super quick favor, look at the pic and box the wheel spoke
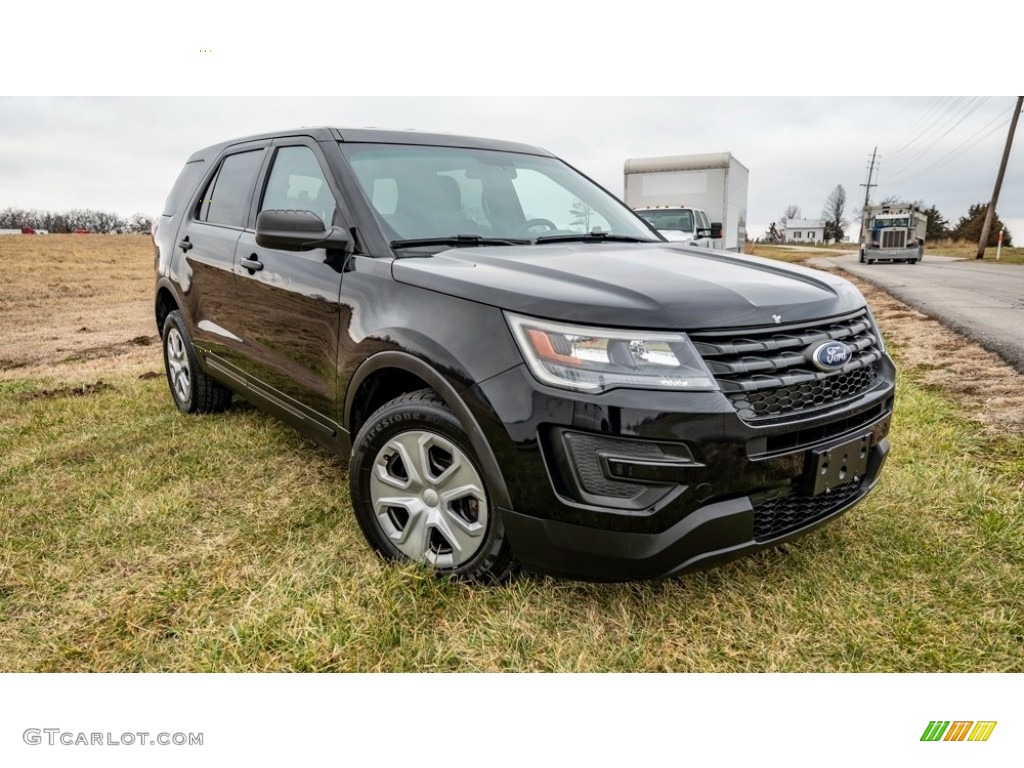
[439,459,483,495]
[440,486,487,533]
[373,496,426,553]
[418,433,460,486]
[372,435,425,493]
[437,503,485,551]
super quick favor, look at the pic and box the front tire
[349,389,514,582]
[161,310,232,414]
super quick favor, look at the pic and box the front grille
[752,480,862,541]
[690,308,883,422]
[733,367,877,420]
[881,229,906,249]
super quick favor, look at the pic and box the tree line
[909,201,1013,246]
[760,189,1013,247]
[0,207,153,234]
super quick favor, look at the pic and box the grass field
[922,238,1024,264]
[2,235,1023,671]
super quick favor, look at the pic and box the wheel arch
[344,351,512,511]
[155,279,183,333]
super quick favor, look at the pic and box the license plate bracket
[802,434,872,496]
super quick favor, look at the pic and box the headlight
[505,312,717,393]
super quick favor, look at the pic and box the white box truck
[624,152,749,251]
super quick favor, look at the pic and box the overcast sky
[1,3,1020,244]
[2,96,1020,243]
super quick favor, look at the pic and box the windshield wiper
[390,234,531,249]
[534,232,657,244]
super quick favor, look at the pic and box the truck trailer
[623,152,749,251]
[859,203,927,264]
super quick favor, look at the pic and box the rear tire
[161,310,232,414]
[349,389,515,582]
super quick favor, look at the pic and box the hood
[392,242,865,330]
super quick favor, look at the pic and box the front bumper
[500,437,888,580]
[465,360,895,580]
[865,247,920,261]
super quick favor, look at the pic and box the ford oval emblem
[810,341,852,371]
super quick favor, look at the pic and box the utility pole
[860,147,878,213]
[859,147,878,241]
[977,95,1023,259]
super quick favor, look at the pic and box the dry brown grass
[0,234,158,380]
[925,238,1023,263]
[810,262,1024,437]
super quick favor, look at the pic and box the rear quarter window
[162,160,206,217]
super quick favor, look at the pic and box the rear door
[175,143,268,358]
[229,139,347,428]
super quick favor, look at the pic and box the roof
[623,152,747,174]
[785,219,824,229]
[186,127,554,163]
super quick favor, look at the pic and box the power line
[883,96,968,163]
[883,97,989,174]
[884,105,1014,186]
[884,96,957,159]
[882,96,948,156]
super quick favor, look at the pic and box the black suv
[153,128,894,581]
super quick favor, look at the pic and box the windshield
[339,143,658,245]
[637,209,694,233]
[875,217,909,228]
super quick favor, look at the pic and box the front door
[230,142,346,424]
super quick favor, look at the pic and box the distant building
[782,218,824,244]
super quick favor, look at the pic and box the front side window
[260,146,337,226]
[340,143,655,244]
[200,150,265,227]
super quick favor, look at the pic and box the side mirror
[255,209,352,252]
[709,222,724,239]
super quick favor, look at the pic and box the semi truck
[623,152,749,251]
[858,203,927,264]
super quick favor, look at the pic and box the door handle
[241,254,264,273]
[178,238,193,252]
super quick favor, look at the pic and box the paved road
[808,253,1024,373]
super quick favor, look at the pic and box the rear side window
[199,150,265,227]
[162,160,205,216]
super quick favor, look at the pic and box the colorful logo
[921,721,997,742]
